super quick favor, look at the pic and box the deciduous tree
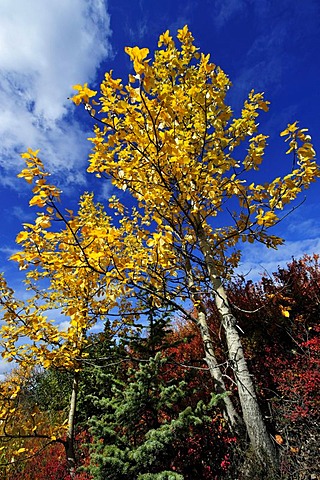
[72,25,319,474]
[0,156,140,476]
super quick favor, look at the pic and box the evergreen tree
[76,324,128,426]
[123,294,178,359]
[87,353,227,479]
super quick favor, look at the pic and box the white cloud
[0,0,112,185]
[0,356,16,381]
[58,319,71,332]
[0,357,12,376]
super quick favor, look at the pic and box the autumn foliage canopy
[0,26,319,479]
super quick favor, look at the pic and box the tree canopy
[0,26,319,479]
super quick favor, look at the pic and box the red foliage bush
[227,255,320,478]
[6,431,92,480]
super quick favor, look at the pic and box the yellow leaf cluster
[0,27,319,452]
[71,83,97,106]
[124,46,150,74]
[74,26,318,278]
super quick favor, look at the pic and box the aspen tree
[72,26,319,472]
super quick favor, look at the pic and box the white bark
[65,373,79,478]
[197,229,278,469]
[185,257,242,428]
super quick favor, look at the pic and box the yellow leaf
[125,46,149,62]
[43,359,51,368]
[44,232,55,240]
[71,83,97,105]
[280,307,290,318]
[16,447,27,454]
[21,148,40,158]
[280,121,298,137]
[29,195,46,207]
[72,84,83,91]
[16,231,29,243]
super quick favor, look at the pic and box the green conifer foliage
[86,353,226,479]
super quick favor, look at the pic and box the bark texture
[65,373,79,478]
[198,228,278,471]
[185,256,241,428]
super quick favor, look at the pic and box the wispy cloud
[97,180,114,202]
[215,0,320,117]
[287,217,320,239]
[238,237,320,281]
[213,0,248,29]
[0,246,18,259]
[0,0,112,187]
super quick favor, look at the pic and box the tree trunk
[185,257,242,429]
[65,372,79,478]
[197,229,278,471]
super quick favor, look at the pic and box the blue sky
[0,0,319,323]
